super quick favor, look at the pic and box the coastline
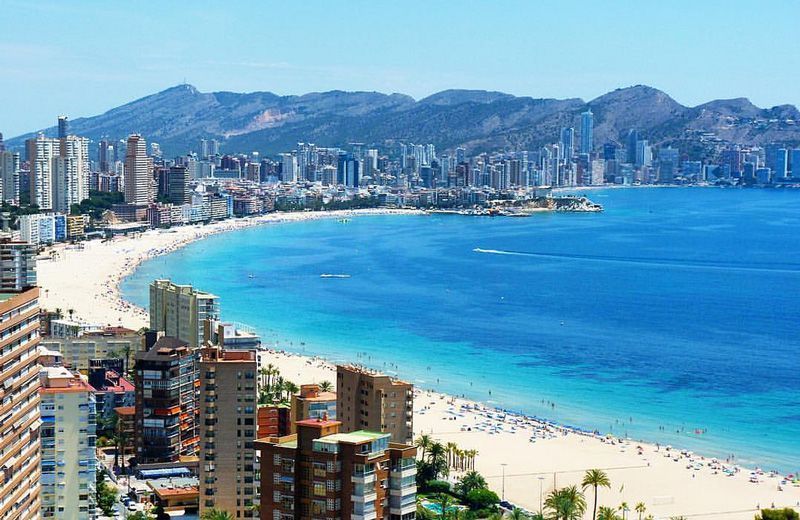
[37,209,800,519]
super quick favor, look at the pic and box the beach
[37,209,800,519]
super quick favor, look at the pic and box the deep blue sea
[122,187,800,472]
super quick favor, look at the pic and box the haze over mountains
[8,84,800,158]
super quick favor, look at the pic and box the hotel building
[39,366,97,519]
[134,337,199,463]
[149,280,220,348]
[255,418,417,520]
[336,365,413,444]
[198,345,259,518]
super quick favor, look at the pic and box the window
[313,481,326,496]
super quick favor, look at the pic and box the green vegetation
[464,488,500,511]
[201,508,234,520]
[455,471,487,496]
[757,510,800,520]
[581,469,611,520]
[0,202,40,230]
[318,380,333,392]
[426,480,452,494]
[258,364,298,404]
[415,436,449,487]
[544,485,586,520]
[95,469,117,516]
[70,190,124,219]
[273,195,383,212]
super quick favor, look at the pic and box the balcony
[389,502,418,517]
[389,484,417,497]
[390,466,416,480]
[351,490,377,503]
[351,472,376,485]
[351,512,377,520]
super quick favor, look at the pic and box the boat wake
[472,248,800,274]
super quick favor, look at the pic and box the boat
[320,274,351,279]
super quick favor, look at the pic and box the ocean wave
[472,247,800,274]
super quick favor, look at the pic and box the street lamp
[537,476,545,514]
[501,463,507,501]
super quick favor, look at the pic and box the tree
[507,508,530,520]
[597,506,620,520]
[318,380,333,392]
[416,434,433,460]
[437,493,454,520]
[128,513,153,520]
[464,488,500,511]
[544,486,587,520]
[581,469,611,520]
[201,508,234,520]
[95,470,117,516]
[455,471,488,497]
[634,502,646,520]
[757,511,800,520]
[619,502,629,520]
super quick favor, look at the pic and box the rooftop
[40,366,95,393]
[296,418,341,429]
[317,430,390,445]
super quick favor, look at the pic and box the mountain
[7,84,800,158]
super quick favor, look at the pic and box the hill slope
[8,84,800,157]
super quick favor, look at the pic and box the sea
[121,187,800,473]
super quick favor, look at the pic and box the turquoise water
[122,188,800,473]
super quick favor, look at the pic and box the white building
[39,366,97,519]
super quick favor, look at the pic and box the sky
[1,0,798,137]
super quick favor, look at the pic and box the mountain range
[7,84,800,158]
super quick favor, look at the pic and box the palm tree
[446,442,459,469]
[597,506,620,520]
[544,486,586,520]
[581,469,611,520]
[507,508,529,520]
[618,502,629,520]
[428,442,449,480]
[415,434,433,460]
[436,493,453,520]
[456,470,487,496]
[200,508,234,520]
[318,380,333,392]
[283,381,299,401]
[634,503,646,520]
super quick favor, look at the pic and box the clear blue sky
[1,0,798,137]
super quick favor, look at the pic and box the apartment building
[199,345,259,518]
[336,365,413,444]
[290,384,336,433]
[0,286,42,520]
[255,418,417,520]
[134,337,199,463]
[39,366,97,519]
[150,280,220,348]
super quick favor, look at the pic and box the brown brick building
[336,365,413,444]
[290,384,336,433]
[255,418,417,520]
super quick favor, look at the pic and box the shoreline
[37,208,800,519]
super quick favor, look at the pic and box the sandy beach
[37,209,800,519]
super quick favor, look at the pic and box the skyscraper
[626,129,639,164]
[27,134,59,210]
[123,134,153,205]
[774,148,788,180]
[791,149,800,178]
[580,109,594,154]
[560,127,575,161]
[57,115,69,139]
[0,150,21,204]
[53,135,90,212]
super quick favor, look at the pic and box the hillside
[7,84,800,158]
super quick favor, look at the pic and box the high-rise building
[27,134,59,210]
[53,135,90,212]
[336,365,413,444]
[290,384,337,433]
[580,109,594,154]
[774,148,788,180]
[791,149,800,178]
[0,245,41,520]
[166,166,190,205]
[199,345,259,518]
[134,337,199,463]
[57,116,69,139]
[635,140,651,168]
[560,127,575,161]
[0,239,37,291]
[626,129,638,164]
[149,279,220,348]
[255,418,417,520]
[123,134,153,205]
[98,139,114,173]
[0,150,21,204]
[39,366,97,519]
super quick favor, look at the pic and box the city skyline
[2,0,800,136]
